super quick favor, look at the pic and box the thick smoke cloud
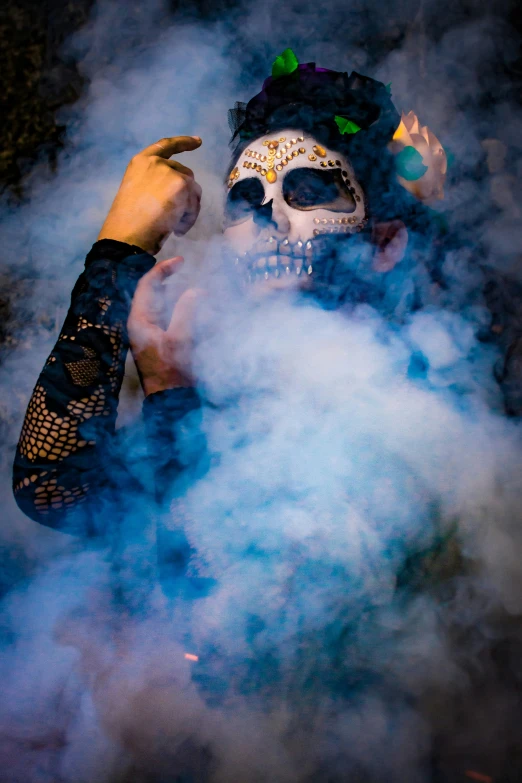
[1,0,522,780]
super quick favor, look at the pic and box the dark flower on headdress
[228,63,400,158]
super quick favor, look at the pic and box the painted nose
[253,199,291,235]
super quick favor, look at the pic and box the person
[12,54,515,540]
[12,53,522,783]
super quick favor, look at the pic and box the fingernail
[192,136,202,142]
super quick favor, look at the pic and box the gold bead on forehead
[308,154,317,162]
[242,137,292,182]
[312,144,327,158]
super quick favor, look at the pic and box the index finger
[140,135,202,159]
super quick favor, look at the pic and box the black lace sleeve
[12,239,155,531]
[142,387,216,592]
[142,387,206,502]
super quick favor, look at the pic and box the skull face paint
[223,128,368,282]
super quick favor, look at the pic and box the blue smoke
[1,0,522,781]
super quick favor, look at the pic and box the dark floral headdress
[228,54,399,157]
[228,50,448,211]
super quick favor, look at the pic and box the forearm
[13,240,155,530]
[142,387,208,504]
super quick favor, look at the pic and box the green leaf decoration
[334,116,362,135]
[272,48,299,80]
[395,145,428,181]
[385,82,392,94]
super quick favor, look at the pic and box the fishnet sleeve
[13,240,155,531]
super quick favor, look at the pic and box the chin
[247,274,314,298]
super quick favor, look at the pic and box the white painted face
[223,128,368,282]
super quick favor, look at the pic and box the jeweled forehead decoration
[230,135,366,228]
[226,129,368,241]
[236,135,307,184]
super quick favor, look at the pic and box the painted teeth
[237,237,321,282]
[245,264,313,281]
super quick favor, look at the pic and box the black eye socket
[283,168,357,212]
[224,177,265,226]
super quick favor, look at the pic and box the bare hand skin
[98,136,203,255]
[128,256,203,395]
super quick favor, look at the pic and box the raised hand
[128,256,203,395]
[98,136,203,255]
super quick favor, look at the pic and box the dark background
[1,0,521,198]
[1,2,522,781]
[1,0,521,375]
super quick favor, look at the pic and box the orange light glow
[465,771,493,783]
[184,653,199,662]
